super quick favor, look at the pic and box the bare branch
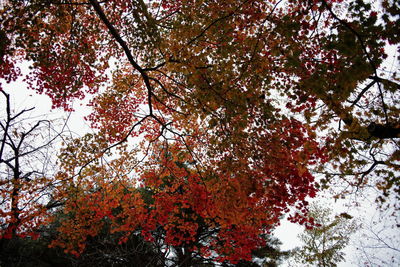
[349,79,376,107]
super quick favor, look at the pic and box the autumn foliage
[1,0,399,264]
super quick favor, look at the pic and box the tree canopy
[291,203,358,267]
[0,0,399,265]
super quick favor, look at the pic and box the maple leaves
[50,116,322,262]
[1,0,399,264]
[88,69,147,142]
[1,1,108,110]
[51,177,146,256]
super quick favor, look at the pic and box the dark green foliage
[0,237,70,267]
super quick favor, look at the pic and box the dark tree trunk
[367,123,400,139]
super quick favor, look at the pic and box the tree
[0,90,65,240]
[50,140,299,264]
[353,202,400,267]
[289,203,358,267]
[0,209,165,267]
[0,0,399,264]
[0,235,71,267]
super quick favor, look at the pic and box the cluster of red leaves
[1,2,109,110]
[160,0,182,13]
[87,73,146,142]
[0,31,20,89]
[51,114,324,263]
[0,56,20,89]
[0,200,46,240]
[29,51,100,111]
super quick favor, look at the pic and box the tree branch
[349,79,376,107]
[321,0,389,123]
[88,0,154,115]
